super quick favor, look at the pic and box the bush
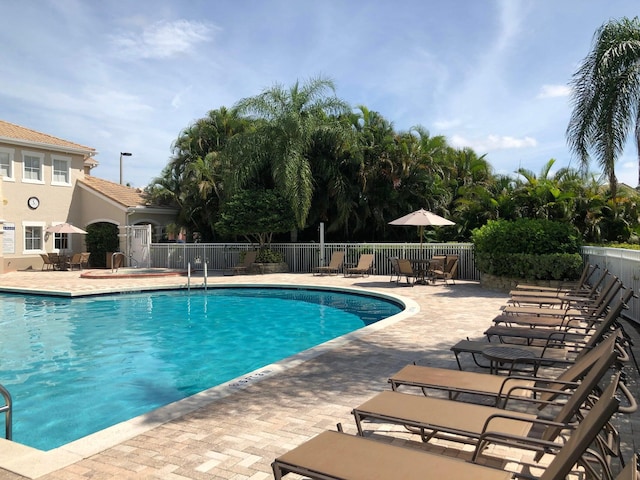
[472,219,583,280]
[255,248,284,263]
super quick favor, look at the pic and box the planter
[250,262,289,274]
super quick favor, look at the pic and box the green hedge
[472,219,583,280]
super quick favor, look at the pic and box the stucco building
[0,120,177,273]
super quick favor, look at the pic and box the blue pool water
[0,288,402,451]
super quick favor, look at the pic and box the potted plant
[215,189,295,273]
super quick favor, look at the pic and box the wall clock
[27,196,40,209]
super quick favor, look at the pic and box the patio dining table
[408,258,444,284]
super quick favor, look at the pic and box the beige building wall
[1,141,88,272]
[1,122,178,273]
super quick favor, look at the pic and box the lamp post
[119,152,132,185]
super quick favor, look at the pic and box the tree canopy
[148,75,640,246]
[567,16,640,199]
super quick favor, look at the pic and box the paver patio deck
[0,270,638,479]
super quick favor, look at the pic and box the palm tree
[566,16,640,198]
[227,77,351,229]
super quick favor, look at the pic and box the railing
[149,242,480,280]
[148,242,640,322]
[0,384,12,440]
[582,246,640,324]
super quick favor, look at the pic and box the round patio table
[482,345,537,374]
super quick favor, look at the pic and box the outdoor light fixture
[119,152,132,185]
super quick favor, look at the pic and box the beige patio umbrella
[389,208,454,248]
[45,223,88,234]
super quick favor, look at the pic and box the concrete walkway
[0,270,638,479]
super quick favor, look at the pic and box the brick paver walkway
[0,270,638,479]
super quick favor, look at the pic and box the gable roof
[79,176,150,208]
[0,120,96,155]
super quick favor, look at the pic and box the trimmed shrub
[472,219,583,280]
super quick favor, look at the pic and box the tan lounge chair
[352,349,620,453]
[66,253,84,271]
[492,279,622,332]
[430,254,458,285]
[389,330,618,408]
[396,258,421,286]
[344,253,374,277]
[485,290,632,347]
[231,250,257,275]
[451,315,628,373]
[514,263,599,294]
[388,256,401,283]
[80,252,91,268]
[503,274,621,318]
[508,273,621,309]
[313,251,345,276]
[272,375,622,480]
[40,253,56,270]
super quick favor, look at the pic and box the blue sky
[1,0,639,188]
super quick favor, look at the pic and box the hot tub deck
[0,271,638,480]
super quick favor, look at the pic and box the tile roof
[80,175,150,208]
[0,120,96,154]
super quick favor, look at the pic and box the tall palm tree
[567,16,640,198]
[227,77,351,229]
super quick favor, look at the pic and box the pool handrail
[0,383,12,440]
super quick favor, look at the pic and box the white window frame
[22,150,44,184]
[50,221,72,252]
[51,155,71,186]
[0,146,14,180]
[23,222,46,254]
[54,233,70,252]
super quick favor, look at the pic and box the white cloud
[171,86,192,109]
[537,84,571,99]
[110,20,215,59]
[451,134,538,152]
[433,118,462,130]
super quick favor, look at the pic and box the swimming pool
[0,287,402,451]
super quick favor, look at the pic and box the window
[52,155,70,185]
[23,151,43,183]
[24,225,44,252]
[0,147,14,179]
[54,233,69,251]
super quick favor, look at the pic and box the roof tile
[0,120,95,153]
[80,176,150,208]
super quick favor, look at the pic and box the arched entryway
[85,222,119,268]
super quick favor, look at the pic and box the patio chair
[508,272,620,310]
[40,253,56,271]
[389,330,619,408]
[503,274,621,318]
[514,263,599,294]
[272,374,622,480]
[344,253,374,277]
[231,250,257,275]
[80,252,91,269]
[451,290,630,370]
[484,289,633,347]
[396,258,421,286]
[388,256,401,283]
[430,255,458,285]
[313,251,345,276]
[494,278,622,334]
[66,253,84,271]
[351,349,621,454]
[508,265,600,299]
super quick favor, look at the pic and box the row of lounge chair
[313,251,459,284]
[271,263,639,479]
[314,252,375,277]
